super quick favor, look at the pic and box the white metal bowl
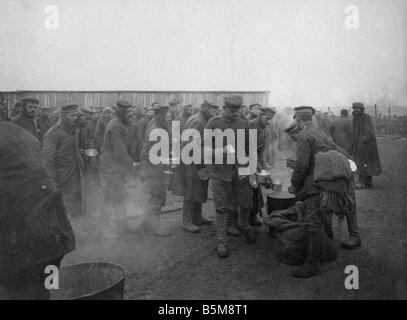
[348,159,357,172]
[84,148,99,157]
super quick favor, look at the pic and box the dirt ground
[63,137,407,300]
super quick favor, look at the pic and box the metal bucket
[51,263,126,300]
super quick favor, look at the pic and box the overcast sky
[1,0,406,107]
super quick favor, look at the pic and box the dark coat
[91,116,111,151]
[37,115,52,139]
[330,116,353,154]
[291,125,350,200]
[135,116,153,157]
[100,118,134,178]
[42,123,85,218]
[139,118,170,207]
[249,117,267,170]
[11,113,40,140]
[172,109,212,202]
[204,114,250,182]
[351,112,382,176]
[0,121,75,278]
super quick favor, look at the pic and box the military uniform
[174,101,218,232]
[92,114,112,152]
[205,95,255,257]
[248,108,275,226]
[42,117,85,217]
[11,113,40,140]
[351,102,382,188]
[100,118,134,206]
[290,106,359,277]
[138,107,172,236]
[135,115,154,157]
[0,121,75,299]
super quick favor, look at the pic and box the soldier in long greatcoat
[100,100,136,237]
[173,100,219,233]
[351,102,382,189]
[42,104,85,218]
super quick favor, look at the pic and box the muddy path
[64,137,407,299]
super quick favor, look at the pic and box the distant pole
[374,104,377,119]
[388,106,391,135]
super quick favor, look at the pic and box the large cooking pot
[51,263,126,300]
[266,191,296,214]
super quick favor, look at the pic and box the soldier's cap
[41,106,51,110]
[152,104,170,114]
[201,100,219,109]
[61,104,80,114]
[294,106,315,115]
[259,106,276,116]
[285,123,300,134]
[116,100,132,109]
[80,106,95,115]
[184,104,192,108]
[352,102,365,110]
[21,96,39,104]
[249,103,261,109]
[224,95,243,108]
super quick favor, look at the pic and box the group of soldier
[0,93,383,300]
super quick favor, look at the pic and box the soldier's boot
[341,213,362,249]
[249,190,262,227]
[216,212,229,258]
[292,228,322,278]
[182,200,200,233]
[193,203,213,226]
[227,210,242,237]
[237,207,256,244]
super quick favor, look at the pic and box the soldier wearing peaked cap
[137,104,173,236]
[248,105,276,228]
[42,104,86,219]
[11,96,40,140]
[288,105,359,278]
[203,95,256,258]
[172,100,219,233]
[99,100,135,237]
[293,106,315,116]
[351,101,382,189]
